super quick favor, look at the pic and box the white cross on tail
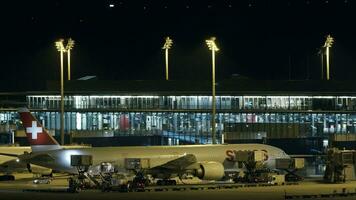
[26,121,42,140]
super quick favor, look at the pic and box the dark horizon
[1,0,356,91]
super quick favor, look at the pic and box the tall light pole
[323,34,334,80]
[55,38,75,145]
[162,37,173,80]
[55,39,66,145]
[206,37,219,144]
[66,38,75,81]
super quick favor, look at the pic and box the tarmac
[1,173,356,200]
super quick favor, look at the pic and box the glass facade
[0,111,17,133]
[1,94,356,144]
[0,95,343,143]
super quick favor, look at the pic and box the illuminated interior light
[312,96,334,99]
[243,96,267,98]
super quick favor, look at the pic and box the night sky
[1,0,356,91]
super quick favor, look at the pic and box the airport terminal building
[1,79,356,155]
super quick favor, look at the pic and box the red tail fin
[18,108,61,152]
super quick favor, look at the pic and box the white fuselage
[29,144,290,174]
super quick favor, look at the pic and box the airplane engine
[195,161,224,180]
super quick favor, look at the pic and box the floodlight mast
[205,37,219,144]
[162,37,173,81]
[54,38,75,145]
[55,39,66,145]
[66,38,75,81]
[323,35,334,80]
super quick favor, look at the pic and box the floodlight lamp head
[205,37,219,51]
[66,38,75,50]
[323,34,334,48]
[162,36,173,50]
[55,39,65,52]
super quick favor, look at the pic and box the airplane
[1,108,291,183]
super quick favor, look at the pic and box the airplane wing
[0,158,52,174]
[0,159,29,173]
[0,153,20,158]
[27,153,55,163]
[0,152,54,163]
[151,154,197,171]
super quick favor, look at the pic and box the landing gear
[157,179,177,185]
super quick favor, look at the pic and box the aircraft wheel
[76,187,81,193]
